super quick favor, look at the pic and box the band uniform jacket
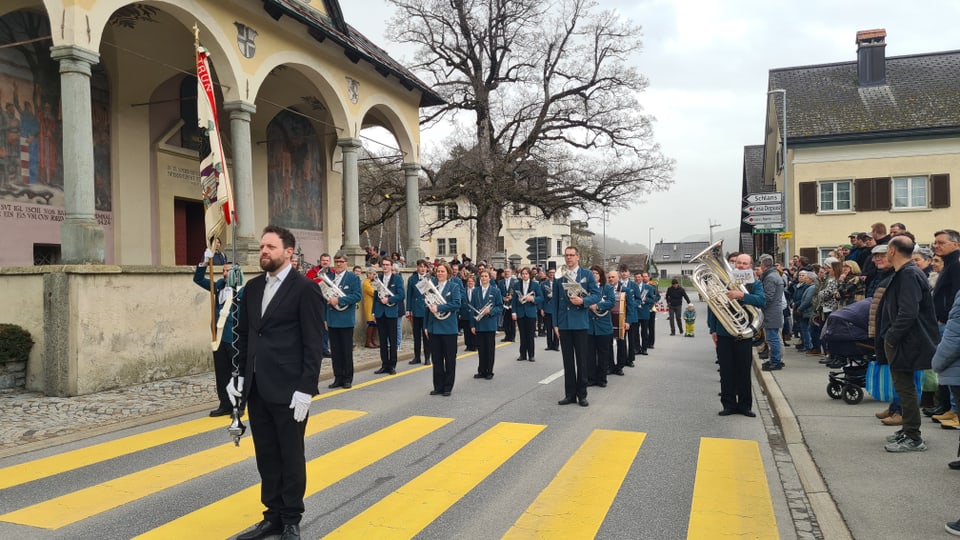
[552,267,602,330]
[372,272,406,319]
[425,279,463,335]
[636,283,657,321]
[470,285,504,333]
[325,271,362,329]
[588,283,616,336]
[499,276,515,310]
[512,279,541,319]
[235,270,325,404]
[460,286,476,320]
[539,279,555,315]
[615,280,639,324]
[406,272,430,317]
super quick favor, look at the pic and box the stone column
[50,45,103,264]
[337,138,364,264]
[223,100,258,265]
[402,162,424,264]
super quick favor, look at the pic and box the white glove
[290,391,312,422]
[225,376,244,406]
[203,248,214,263]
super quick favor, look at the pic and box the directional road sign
[742,203,783,215]
[755,227,785,233]
[744,192,783,204]
[742,214,783,225]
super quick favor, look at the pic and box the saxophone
[690,240,763,338]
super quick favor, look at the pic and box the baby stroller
[821,299,873,405]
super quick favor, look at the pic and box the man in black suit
[229,225,324,540]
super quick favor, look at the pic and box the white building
[651,241,709,280]
[421,198,572,270]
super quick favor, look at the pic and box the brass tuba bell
[689,240,763,338]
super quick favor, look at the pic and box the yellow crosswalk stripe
[686,437,778,539]
[0,409,366,529]
[502,429,646,539]
[134,415,453,540]
[325,421,546,539]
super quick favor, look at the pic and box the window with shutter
[798,182,817,214]
[854,177,890,211]
[799,247,818,264]
[931,174,951,208]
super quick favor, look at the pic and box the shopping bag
[865,360,924,402]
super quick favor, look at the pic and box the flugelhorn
[689,240,763,338]
[318,273,349,311]
[373,275,396,306]
[416,279,452,320]
[470,300,493,320]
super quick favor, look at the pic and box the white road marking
[539,370,565,385]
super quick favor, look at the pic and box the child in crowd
[683,303,697,337]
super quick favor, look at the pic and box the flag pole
[195,23,217,342]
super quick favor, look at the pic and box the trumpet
[318,273,349,311]
[373,275,396,306]
[470,300,494,321]
[416,279,452,320]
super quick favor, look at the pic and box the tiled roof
[768,49,960,140]
[262,0,445,107]
[652,242,710,264]
[742,145,766,195]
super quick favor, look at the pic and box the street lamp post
[648,227,654,271]
[768,88,789,266]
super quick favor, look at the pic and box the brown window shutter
[798,182,817,214]
[799,247,818,263]
[931,174,951,208]
[873,177,891,210]
[855,178,874,211]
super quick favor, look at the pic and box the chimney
[856,29,887,86]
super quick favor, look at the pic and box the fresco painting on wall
[0,10,112,211]
[267,110,323,232]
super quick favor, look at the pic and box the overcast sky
[339,0,960,245]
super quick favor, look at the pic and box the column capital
[337,137,363,150]
[50,45,100,75]
[224,100,257,117]
[401,162,421,175]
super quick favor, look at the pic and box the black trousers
[717,335,753,412]
[412,316,430,363]
[328,326,354,384]
[648,314,657,347]
[627,321,641,357]
[376,316,398,370]
[460,318,475,349]
[543,313,558,349]
[614,336,629,369]
[587,333,613,384]
[639,319,652,352]
[559,329,589,400]
[431,333,458,393]
[248,379,308,525]
[502,308,516,340]
[476,331,496,376]
[517,316,536,359]
[213,341,234,410]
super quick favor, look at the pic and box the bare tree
[389,0,673,263]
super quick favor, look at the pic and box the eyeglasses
[933,240,957,246]
[334,259,348,264]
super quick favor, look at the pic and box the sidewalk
[0,343,394,458]
[757,342,959,540]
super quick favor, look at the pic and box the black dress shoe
[529,358,535,362]
[949,460,960,470]
[718,409,736,416]
[280,523,300,540]
[442,391,452,396]
[374,368,387,374]
[237,519,282,540]
[647,346,654,350]
[558,397,577,405]
[409,359,422,365]
[739,410,757,418]
[430,390,442,395]
[597,382,607,388]
[517,357,526,361]
[639,350,648,355]
[485,374,494,380]
[474,373,485,378]
[626,362,635,367]
[342,383,352,389]
[424,360,432,365]
[209,407,231,417]
[327,381,342,389]
[578,398,589,407]
[612,369,624,376]
[388,369,397,375]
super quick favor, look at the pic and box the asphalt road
[0,311,803,539]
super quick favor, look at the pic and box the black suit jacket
[236,268,325,404]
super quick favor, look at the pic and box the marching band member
[306,253,333,358]
[553,246,601,407]
[405,259,432,365]
[471,269,504,379]
[425,262,463,396]
[324,253,362,389]
[586,267,616,387]
[608,269,634,376]
[373,258,405,375]
[513,267,541,362]
[540,268,559,351]
[636,272,657,355]
[499,267,516,342]
[618,264,640,367]
[460,275,478,351]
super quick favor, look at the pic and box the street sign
[742,203,783,214]
[778,232,793,239]
[754,226,785,233]
[744,192,783,204]
[742,214,782,224]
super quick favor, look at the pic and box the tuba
[689,240,763,338]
